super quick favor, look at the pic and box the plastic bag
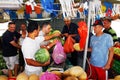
[52,42,66,64]
[78,21,88,49]
[40,72,61,80]
[63,36,74,53]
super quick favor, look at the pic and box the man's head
[41,22,51,34]
[20,23,26,31]
[102,17,112,29]
[8,22,16,32]
[92,20,104,34]
[27,21,39,37]
[64,17,71,26]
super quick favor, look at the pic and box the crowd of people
[1,17,120,80]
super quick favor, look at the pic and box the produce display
[114,47,120,56]
[35,48,50,64]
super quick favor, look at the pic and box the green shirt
[103,27,118,43]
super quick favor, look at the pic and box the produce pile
[0,66,87,80]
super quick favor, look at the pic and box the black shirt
[62,23,79,42]
[2,30,21,57]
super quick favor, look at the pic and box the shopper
[19,23,28,73]
[61,17,80,66]
[39,22,60,49]
[22,21,50,76]
[2,22,21,77]
[87,20,114,80]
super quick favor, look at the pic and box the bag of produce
[52,42,66,64]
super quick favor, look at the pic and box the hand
[53,32,61,37]
[53,39,59,44]
[44,59,50,66]
[103,64,110,70]
[63,33,69,37]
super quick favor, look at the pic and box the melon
[35,48,50,63]
[0,75,8,80]
[29,74,39,80]
[78,71,87,80]
[16,72,28,80]
[114,75,120,80]
[73,43,81,51]
[64,76,78,80]
[52,30,61,34]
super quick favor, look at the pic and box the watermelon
[35,48,50,63]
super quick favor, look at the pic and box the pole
[83,1,92,70]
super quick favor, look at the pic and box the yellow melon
[64,76,78,80]
[114,75,120,80]
[73,43,81,51]
[29,74,39,80]
[78,71,87,80]
[16,72,28,80]
[51,71,62,79]
[0,75,8,80]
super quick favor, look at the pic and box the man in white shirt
[22,21,50,76]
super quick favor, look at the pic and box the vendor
[102,17,119,45]
[22,22,50,76]
[61,17,80,66]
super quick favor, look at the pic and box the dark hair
[8,21,15,27]
[27,21,38,33]
[41,22,50,29]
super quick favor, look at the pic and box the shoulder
[71,23,78,27]
[108,28,117,34]
[103,33,112,39]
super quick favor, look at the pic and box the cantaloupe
[64,76,78,80]
[78,71,87,80]
[0,75,8,80]
[73,43,81,51]
[16,72,28,80]
[114,75,120,80]
[29,74,39,80]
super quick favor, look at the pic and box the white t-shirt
[22,36,44,74]
[38,30,50,46]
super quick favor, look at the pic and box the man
[87,20,114,80]
[22,21,50,76]
[19,23,28,73]
[61,17,79,66]
[39,22,60,49]
[2,22,21,77]
[102,17,119,44]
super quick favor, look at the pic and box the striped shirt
[103,27,118,43]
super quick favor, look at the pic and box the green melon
[35,48,50,63]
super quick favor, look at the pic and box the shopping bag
[52,42,66,64]
[63,36,74,53]
[78,21,88,49]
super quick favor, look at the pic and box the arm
[44,33,60,40]
[104,47,114,70]
[25,58,50,67]
[10,41,21,49]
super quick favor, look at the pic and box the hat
[101,17,112,22]
[92,20,104,27]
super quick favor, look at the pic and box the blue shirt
[90,33,113,67]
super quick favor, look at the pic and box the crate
[111,59,120,74]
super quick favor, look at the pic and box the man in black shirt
[2,22,21,77]
[61,17,80,66]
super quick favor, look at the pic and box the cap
[92,20,104,27]
[101,17,112,22]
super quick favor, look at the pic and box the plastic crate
[111,59,120,74]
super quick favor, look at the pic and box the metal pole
[83,1,92,70]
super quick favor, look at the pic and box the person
[2,22,21,77]
[39,22,60,50]
[87,20,114,80]
[22,21,50,76]
[61,17,80,66]
[102,17,119,45]
[19,23,28,73]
